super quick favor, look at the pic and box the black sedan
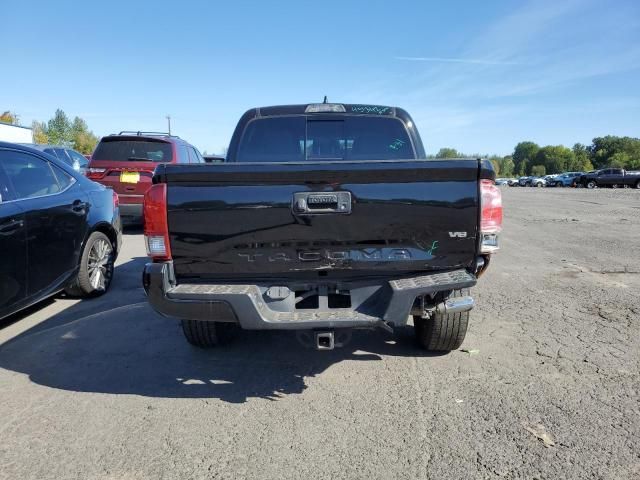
[0,142,122,320]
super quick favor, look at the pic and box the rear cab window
[237,115,415,162]
[92,138,173,162]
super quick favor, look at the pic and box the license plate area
[292,191,351,215]
[120,171,140,184]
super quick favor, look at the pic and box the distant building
[0,122,33,143]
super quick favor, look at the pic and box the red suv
[87,132,205,222]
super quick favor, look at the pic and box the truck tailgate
[158,160,480,280]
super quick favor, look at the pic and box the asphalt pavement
[1,187,639,480]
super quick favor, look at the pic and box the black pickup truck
[142,103,502,352]
[578,168,640,189]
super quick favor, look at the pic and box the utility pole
[166,115,171,135]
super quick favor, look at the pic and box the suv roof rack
[114,131,181,139]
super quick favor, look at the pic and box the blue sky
[2,0,639,155]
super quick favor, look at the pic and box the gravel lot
[1,187,639,480]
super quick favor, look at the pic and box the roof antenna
[323,95,328,104]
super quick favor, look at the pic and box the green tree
[435,147,461,159]
[486,155,502,176]
[498,155,515,177]
[32,120,49,144]
[589,136,640,169]
[609,152,630,168]
[571,143,593,171]
[0,111,19,124]
[28,109,98,152]
[535,145,574,174]
[70,116,98,154]
[512,141,539,176]
[46,109,72,146]
[531,164,546,177]
[71,116,88,137]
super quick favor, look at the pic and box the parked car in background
[548,172,583,187]
[86,131,205,223]
[203,155,225,163]
[530,176,547,187]
[518,176,533,186]
[578,168,640,189]
[0,142,122,320]
[497,177,521,186]
[575,171,596,188]
[19,144,89,175]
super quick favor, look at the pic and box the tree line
[4,108,639,171]
[433,136,640,177]
[1,109,99,154]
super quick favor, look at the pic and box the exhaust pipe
[315,331,335,350]
[435,296,475,315]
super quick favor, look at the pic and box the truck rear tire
[181,320,238,347]
[414,289,469,352]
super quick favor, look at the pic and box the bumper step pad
[145,262,476,329]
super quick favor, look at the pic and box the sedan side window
[0,158,15,203]
[50,163,75,190]
[0,151,62,200]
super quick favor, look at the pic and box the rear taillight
[480,179,502,253]
[87,167,107,179]
[112,190,119,209]
[143,183,171,261]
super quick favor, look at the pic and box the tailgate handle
[292,192,351,215]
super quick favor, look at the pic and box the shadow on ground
[0,255,438,403]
